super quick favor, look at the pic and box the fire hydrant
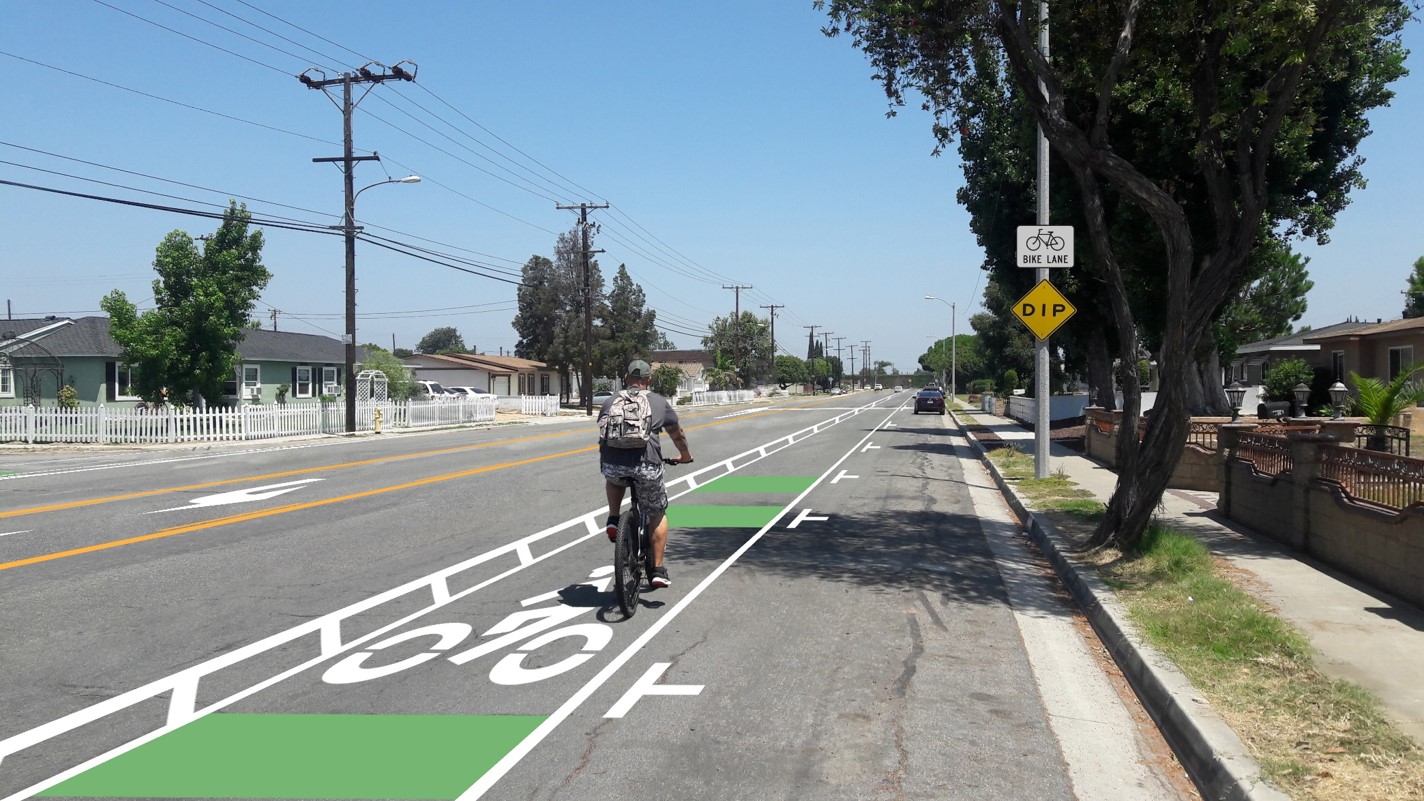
[373,406,383,434]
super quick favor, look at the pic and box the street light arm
[354,175,421,202]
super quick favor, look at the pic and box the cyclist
[599,359,692,589]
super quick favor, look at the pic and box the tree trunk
[1188,348,1231,416]
[1086,328,1116,411]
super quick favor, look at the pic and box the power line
[0,51,339,147]
[148,0,340,72]
[87,0,290,76]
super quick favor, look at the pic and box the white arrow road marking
[861,442,880,453]
[0,531,32,538]
[830,470,858,484]
[147,479,325,514]
[787,508,829,529]
[605,662,704,718]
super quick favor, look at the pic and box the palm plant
[1349,365,1424,425]
[1349,365,1424,453]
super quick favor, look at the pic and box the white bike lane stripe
[458,395,914,799]
[0,395,898,801]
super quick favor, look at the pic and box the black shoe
[650,566,671,589]
[605,515,619,542]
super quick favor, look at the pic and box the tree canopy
[1403,256,1424,319]
[821,0,1410,548]
[598,264,659,377]
[417,327,467,354]
[101,201,270,405]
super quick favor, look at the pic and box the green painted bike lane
[39,473,823,800]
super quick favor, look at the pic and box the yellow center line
[0,395,850,571]
[0,445,597,572]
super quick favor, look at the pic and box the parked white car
[447,386,491,398]
[416,380,456,399]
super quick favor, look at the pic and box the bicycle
[1024,228,1066,252]
[613,458,690,617]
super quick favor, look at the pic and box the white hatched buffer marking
[0,394,903,801]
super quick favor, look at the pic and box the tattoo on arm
[667,426,688,447]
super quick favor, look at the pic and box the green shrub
[57,382,79,409]
[1262,357,1315,402]
[1001,369,1019,396]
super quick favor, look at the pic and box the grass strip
[986,444,1424,801]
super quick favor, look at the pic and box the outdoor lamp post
[924,296,956,403]
[1329,381,1349,419]
[1292,382,1312,418]
[341,175,421,433]
[1225,381,1246,423]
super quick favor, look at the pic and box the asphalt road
[0,390,1196,800]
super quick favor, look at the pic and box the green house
[0,317,365,407]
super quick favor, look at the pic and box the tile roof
[403,353,515,375]
[442,353,550,372]
[1303,316,1424,341]
[653,349,712,364]
[1236,320,1371,354]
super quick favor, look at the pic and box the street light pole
[336,174,420,432]
[925,296,957,403]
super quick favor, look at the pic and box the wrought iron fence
[1186,421,1218,450]
[1318,443,1424,509]
[1234,432,1294,476]
[1353,424,1411,456]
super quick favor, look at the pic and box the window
[295,366,313,399]
[242,364,261,400]
[1332,351,1345,382]
[0,358,12,398]
[1389,346,1413,380]
[322,367,339,397]
[115,364,140,401]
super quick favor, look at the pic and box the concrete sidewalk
[951,404,1424,798]
[956,406,1424,749]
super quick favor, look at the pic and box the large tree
[821,0,1408,549]
[598,264,659,376]
[101,202,270,406]
[511,229,608,401]
[416,327,466,354]
[703,311,772,385]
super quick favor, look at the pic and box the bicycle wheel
[613,509,642,617]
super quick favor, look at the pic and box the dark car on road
[913,389,946,415]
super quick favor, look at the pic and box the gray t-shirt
[598,389,679,467]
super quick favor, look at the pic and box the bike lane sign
[1017,225,1074,268]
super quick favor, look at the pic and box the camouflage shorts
[601,460,668,522]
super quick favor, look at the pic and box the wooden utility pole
[759,303,783,382]
[301,60,417,433]
[557,202,609,415]
[722,284,753,385]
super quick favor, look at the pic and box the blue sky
[2,2,1421,374]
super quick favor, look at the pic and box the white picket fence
[691,390,756,406]
[0,397,498,445]
[494,395,560,416]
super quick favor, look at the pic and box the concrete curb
[953,412,1289,801]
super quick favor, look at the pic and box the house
[1226,319,1371,386]
[0,316,362,407]
[403,352,557,396]
[1301,317,1424,385]
[401,353,509,394]
[651,349,712,396]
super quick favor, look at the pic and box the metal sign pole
[1034,0,1051,479]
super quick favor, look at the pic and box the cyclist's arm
[665,424,692,462]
